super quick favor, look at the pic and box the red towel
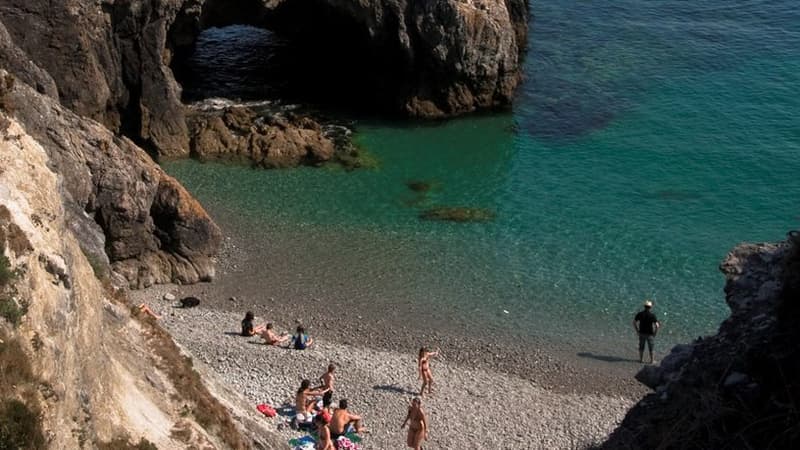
[256,404,276,417]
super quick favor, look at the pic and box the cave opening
[169,0,409,115]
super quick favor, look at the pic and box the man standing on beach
[633,300,660,363]
[317,364,336,411]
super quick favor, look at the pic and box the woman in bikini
[401,397,427,450]
[315,413,334,450]
[417,347,439,397]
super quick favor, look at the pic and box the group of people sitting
[241,311,314,349]
[294,364,366,449]
[239,311,432,450]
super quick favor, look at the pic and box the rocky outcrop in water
[0,0,529,156]
[599,233,800,449]
[187,105,335,168]
[1,69,220,288]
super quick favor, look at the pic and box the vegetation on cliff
[0,331,45,450]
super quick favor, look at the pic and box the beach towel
[335,435,361,450]
[256,404,276,417]
[289,435,315,450]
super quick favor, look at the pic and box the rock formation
[599,233,800,449]
[0,0,529,157]
[0,103,284,448]
[187,105,335,168]
[1,69,220,289]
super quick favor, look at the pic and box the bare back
[407,406,425,430]
[321,371,335,390]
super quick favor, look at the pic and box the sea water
[164,1,800,356]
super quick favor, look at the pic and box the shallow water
[164,0,800,357]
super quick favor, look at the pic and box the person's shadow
[373,384,417,396]
[223,331,241,336]
[577,352,640,363]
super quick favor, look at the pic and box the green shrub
[0,245,12,287]
[0,399,44,450]
[0,298,25,326]
[96,436,158,450]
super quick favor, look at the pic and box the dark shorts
[322,390,333,408]
[638,333,655,352]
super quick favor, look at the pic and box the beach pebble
[163,293,176,301]
[147,306,634,449]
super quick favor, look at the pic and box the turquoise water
[165,1,800,354]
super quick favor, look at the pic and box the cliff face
[0,0,529,157]
[0,67,220,289]
[0,97,283,448]
[600,234,800,449]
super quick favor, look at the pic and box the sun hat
[643,300,653,308]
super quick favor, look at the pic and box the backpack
[294,334,307,350]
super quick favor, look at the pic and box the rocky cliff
[0,0,529,157]
[599,233,800,449]
[0,68,220,289]
[0,75,285,447]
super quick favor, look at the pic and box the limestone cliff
[599,233,800,449]
[0,68,220,289]
[0,0,529,157]
[1,100,284,447]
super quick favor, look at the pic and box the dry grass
[0,330,45,450]
[96,436,158,450]
[0,243,26,327]
[130,309,247,449]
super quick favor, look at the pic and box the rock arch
[0,0,529,156]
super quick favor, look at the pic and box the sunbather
[295,379,329,415]
[330,399,366,439]
[417,347,439,396]
[314,364,336,411]
[315,413,334,450]
[260,323,290,345]
[292,325,314,350]
[137,303,160,320]
[401,397,427,450]
[241,311,266,336]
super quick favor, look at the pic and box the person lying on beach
[417,347,439,396]
[314,412,334,450]
[241,311,266,336]
[137,303,160,320]
[295,379,329,415]
[260,323,290,346]
[330,398,366,439]
[314,364,336,411]
[401,397,427,450]
[292,325,314,350]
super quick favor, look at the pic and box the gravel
[133,287,634,449]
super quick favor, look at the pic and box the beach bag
[294,334,307,350]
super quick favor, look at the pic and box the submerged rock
[419,206,495,223]
[406,180,435,193]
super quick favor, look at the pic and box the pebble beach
[131,225,647,449]
[132,289,635,449]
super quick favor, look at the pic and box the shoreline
[132,287,636,449]
[130,207,654,447]
[168,201,651,399]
